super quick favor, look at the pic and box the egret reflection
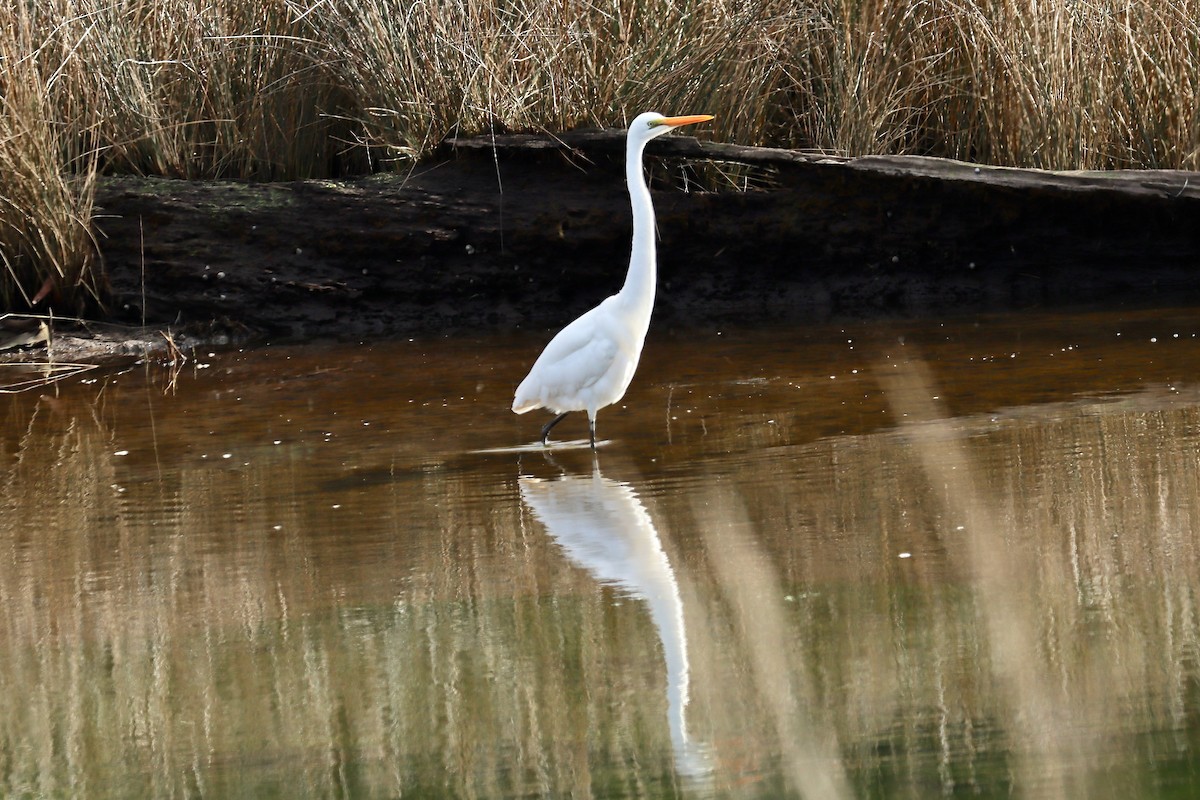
[519,460,711,779]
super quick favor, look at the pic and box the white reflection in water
[519,460,712,780]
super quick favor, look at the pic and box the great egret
[512,111,713,448]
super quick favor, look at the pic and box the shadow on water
[4,306,1200,797]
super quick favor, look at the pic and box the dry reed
[0,4,100,310]
[1,0,1198,305]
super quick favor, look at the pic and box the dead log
[91,130,1200,337]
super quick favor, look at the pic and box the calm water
[4,306,1200,798]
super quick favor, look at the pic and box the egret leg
[589,418,597,449]
[540,412,569,445]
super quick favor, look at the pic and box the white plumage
[513,111,713,447]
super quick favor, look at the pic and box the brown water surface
[4,306,1200,798]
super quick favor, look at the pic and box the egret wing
[513,303,621,413]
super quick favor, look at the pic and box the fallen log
[90,131,1200,338]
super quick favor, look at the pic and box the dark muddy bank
[72,132,1200,342]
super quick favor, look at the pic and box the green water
[3,306,1200,798]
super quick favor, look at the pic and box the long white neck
[618,134,656,329]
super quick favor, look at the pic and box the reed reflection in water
[0,314,1199,797]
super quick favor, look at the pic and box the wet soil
[8,131,1200,361]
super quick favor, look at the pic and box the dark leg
[589,418,597,449]
[540,412,569,445]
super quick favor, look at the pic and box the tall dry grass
[1,0,1198,306]
[0,4,99,309]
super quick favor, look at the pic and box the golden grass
[0,4,99,309]
[1,0,1198,305]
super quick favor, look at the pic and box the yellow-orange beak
[652,114,715,128]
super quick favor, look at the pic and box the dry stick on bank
[0,314,98,392]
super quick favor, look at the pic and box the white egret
[512,111,713,448]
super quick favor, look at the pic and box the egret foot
[540,412,569,445]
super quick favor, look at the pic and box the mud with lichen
[7,133,1200,364]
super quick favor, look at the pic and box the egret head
[629,111,714,145]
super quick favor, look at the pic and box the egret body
[512,111,713,447]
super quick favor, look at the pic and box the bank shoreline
[5,132,1200,364]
